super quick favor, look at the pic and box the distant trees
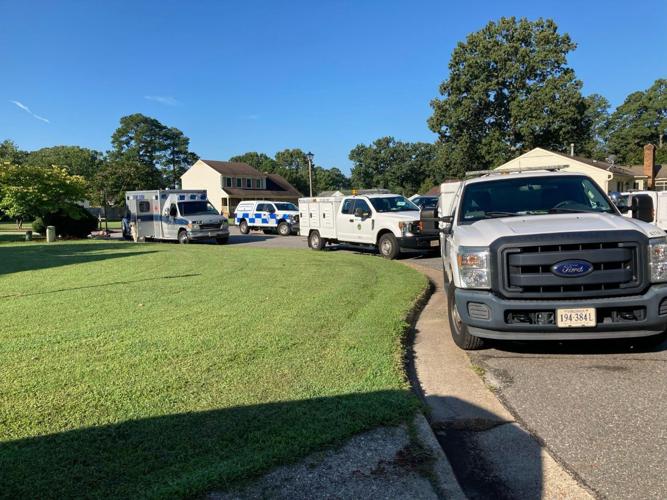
[23,145,103,179]
[349,138,444,194]
[604,79,667,164]
[230,149,350,194]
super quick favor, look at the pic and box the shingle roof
[558,153,635,176]
[626,164,667,179]
[200,160,264,177]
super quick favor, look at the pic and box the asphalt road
[227,226,667,499]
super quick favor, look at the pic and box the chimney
[644,143,656,189]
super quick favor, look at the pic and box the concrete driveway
[226,226,667,499]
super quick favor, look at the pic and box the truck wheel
[277,221,291,236]
[378,233,399,259]
[177,230,189,244]
[239,220,249,234]
[447,284,484,350]
[309,230,325,250]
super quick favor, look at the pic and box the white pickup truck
[439,169,667,349]
[299,191,439,259]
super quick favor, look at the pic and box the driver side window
[353,199,372,217]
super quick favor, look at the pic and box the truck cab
[299,191,439,259]
[439,170,667,349]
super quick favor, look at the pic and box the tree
[0,140,28,164]
[109,114,198,187]
[580,94,611,160]
[349,137,441,195]
[605,79,667,164]
[428,17,593,173]
[24,145,103,179]
[274,148,311,194]
[313,167,350,193]
[0,163,88,220]
[91,159,162,209]
[229,152,278,173]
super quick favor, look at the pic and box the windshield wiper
[483,211,520,218]
[548,208,591,214]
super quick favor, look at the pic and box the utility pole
[306,151,314,197]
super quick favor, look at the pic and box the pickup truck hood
[379,211,422,222]
[455,213,665,247]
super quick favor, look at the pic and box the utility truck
[125,190,229,244]
[299,190,438,259]
[621,191,667,231]
[438,168,667,349]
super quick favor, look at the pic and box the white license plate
[556,308,596,328]
[430,239,439,247]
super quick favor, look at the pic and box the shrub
[32,205,98,238]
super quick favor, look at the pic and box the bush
[32,205,98,238]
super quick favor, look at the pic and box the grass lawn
[0,240,426,498]
[0,221,33,232]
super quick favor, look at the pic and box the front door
[336,198,357,241]
[351,199,374,243]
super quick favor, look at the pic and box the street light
[306,151,314,197]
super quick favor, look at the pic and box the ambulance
[125,190,229,244]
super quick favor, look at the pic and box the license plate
[430,239,439,247]
[556,308,596,328]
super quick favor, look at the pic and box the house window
[225,177,232,188]
[655,180,667,191]
[236,178,242,188]
[246,178,252,189]
[255,179,261,189]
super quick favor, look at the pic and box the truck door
[336,198,357,241]
[352,199,374,243]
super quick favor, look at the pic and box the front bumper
[398,234,439,250]
[188,227,230,240]
[455,285,667,340]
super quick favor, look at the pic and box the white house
[181,160,302,216]
[495,148,638,193]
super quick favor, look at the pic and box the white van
[125,190,229,244]
[233,200,299,236]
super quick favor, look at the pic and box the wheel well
[238,218,247,224]
[376,229,394,244]
[308,229,320,238]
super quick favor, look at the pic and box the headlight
[190,223,200,231]
[456,247,491,289]
[648,237,667,283]
[398,221,421,236]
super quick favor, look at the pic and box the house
[181,160,302,216]
[495,147,637,193]
[625,144,666,191]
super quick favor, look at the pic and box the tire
[277,221,291,236]
[446,283,484,350]
[378,233,400,259]
[216,236,229,245]
[239,220,249,234]
[309,230,325,250]
[177,230,189,244]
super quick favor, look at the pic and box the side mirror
[631,195,654,223]
[354,208,364,218]
[439,215,453,234]
[170,207,178,217]
[268,207,276,214]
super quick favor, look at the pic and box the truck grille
[492,231,647,299]
[200,223,221,230]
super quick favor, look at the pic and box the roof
[200,160,264,177]
[560,153,635,176]
[222,173,302,198]
[626,164,667,179]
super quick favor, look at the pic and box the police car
[234,200,300,236]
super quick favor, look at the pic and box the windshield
[274,202,298,211]
[459,175,616,225]
[414,197,438,210]
[177,201,219,216]
[369,196,419,213]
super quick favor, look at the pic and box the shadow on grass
[0,242,156,276]
[0,390,419,499]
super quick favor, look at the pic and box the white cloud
[144,95,181,106]
[10,100,49,123]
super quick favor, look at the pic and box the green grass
[0,221,33,232]
[0,240,426,498]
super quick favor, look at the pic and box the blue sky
[1,0,665,173]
